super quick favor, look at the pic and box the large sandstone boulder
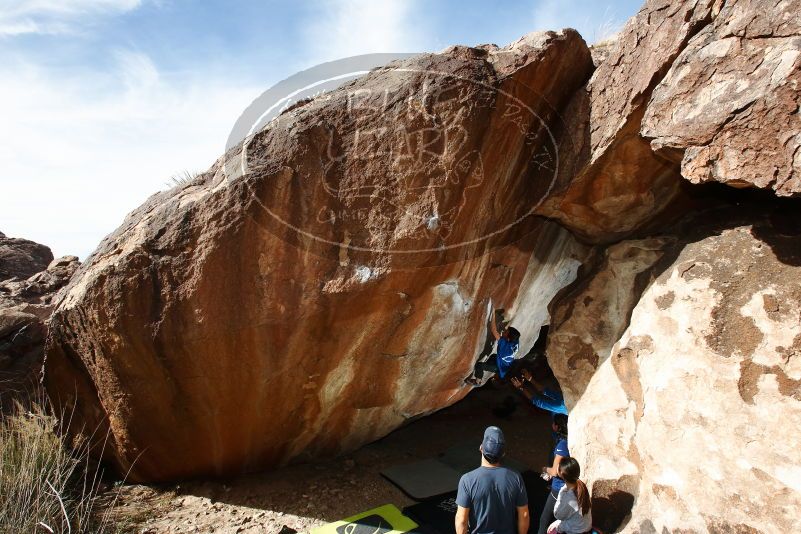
[539,2,801,529]
[548,208,801,532]
[44,30,594,482]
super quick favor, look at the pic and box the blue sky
[0,0,642,259]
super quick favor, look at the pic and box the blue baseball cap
[482,426,505,459]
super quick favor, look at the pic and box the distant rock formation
[42,0,801,530]
[0,233,79,406]
[0,231,54,282]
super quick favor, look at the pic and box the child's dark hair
[558,457,591,515]
[553,413,568,439]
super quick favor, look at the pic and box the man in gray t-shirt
[455,426,529,534]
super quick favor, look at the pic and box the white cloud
[0,18,44,35]
[0,50,261,259]
[302,0,425,63]
[531,0,626,44]
[0,0,142,36]
[0,0,434,260]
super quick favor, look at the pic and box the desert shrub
[165,169,202,189]
[0,401,118,533]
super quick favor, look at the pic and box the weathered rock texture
[642,0,801,195]
[45,30,594,482]
[549,209,801,532]
[0,231,54,282]
[538,0,800,242]
[537,1,801,529]
[535,0,712,241]
[547,237,671,408]
[0,233,79,408]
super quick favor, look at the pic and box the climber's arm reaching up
[490,309,501,341]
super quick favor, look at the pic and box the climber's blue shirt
[496,337,519,378]
[531,388,568,415]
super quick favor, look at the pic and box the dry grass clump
[165,169,203,190]
[0,400,122,533]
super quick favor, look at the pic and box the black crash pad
[381,442,530,501]
[438,442,528,475]
[381,458,463,501]
[403,493,458,534]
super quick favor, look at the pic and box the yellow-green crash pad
[311,504,419,534]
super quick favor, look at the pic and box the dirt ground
[109,385,554,534]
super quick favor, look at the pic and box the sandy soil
[110,385,554,534]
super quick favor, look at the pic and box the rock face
[535,0,714,241]
[546,237,671,408]
[1,255,81,312]
[642,0,801,195]
[537,0,800,242]
[0,233,79,407]
[44,30,594,482]
[537,1,801,529]
[548,209,801,532]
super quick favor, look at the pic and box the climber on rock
[511,368,568,416]
[466,306,520,385]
